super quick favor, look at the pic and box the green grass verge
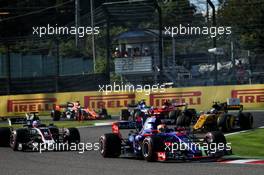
[226,128,264,158]
[0,120,98,129]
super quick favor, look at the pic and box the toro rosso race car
[99,116,231,162]
[0,119,80,151]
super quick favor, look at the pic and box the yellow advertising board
[0,84,263,117]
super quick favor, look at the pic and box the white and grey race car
[0,120,80,151]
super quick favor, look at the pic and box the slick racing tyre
[204,131,228,157]
[186,108,197,116]
[99,133,121,158]
[48,126,60,142]
[0,127,11,147]
[99,108,110,119]
[51,110,61,121]
[217,114,230,132]
[142,136,164,162]
[10,129,29,151]
[176,115,191,127]
[121,109,130,121]
[239,112,253,130]
[169,110,180,124]
[66,128,80,144]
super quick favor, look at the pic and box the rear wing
[4,112,40,126]
[172,102,188,108]
[226,105,243,111]
[113,121,136,129]
[226,98,243,111]
[8,117,27,126]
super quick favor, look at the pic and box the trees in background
[217,0,264,57]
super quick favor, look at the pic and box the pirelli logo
[150,91,202,106]
[84,94,135,109]
[7,98,57,113]
[232,89,264,103]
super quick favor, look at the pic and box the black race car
[0,119,80,151]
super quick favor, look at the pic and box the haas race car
[99,116,231,162]
[0,119,80,151]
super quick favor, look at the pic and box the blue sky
[190,0,220,12]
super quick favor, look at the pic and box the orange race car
[51,101,111,121]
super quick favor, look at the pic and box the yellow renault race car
[193,98,253,132]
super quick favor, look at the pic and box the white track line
[221,159,264,165]
[225,126,264,136]
[93,122,112,126]
[222,159,259,164]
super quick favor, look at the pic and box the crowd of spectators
[112,47,150,58]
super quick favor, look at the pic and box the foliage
[217,0,264,53]
[161,0,197,26]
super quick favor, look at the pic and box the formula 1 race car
[120,100,151,121]
[81,107,111,120]
[193,98,253,132]
[51,102,81,121]
[0,119,80,151]
[99,117,231,162]
[152,101,197,125]
[51,101,110,121]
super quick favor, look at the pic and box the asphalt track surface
[0,112,263,175]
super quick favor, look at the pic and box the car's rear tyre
[204,131,228,157]
[49,126,60,142]
[217,114,230,132]
[186,108,197,116]
[176,115,191,127]
[120,109,130,121]
[142,136,164,162]
[10,129,28,151]
[51,110,61,121]
[0,127,11,147]
[168,110,176,119]
[169,110,180,124]
[239,112,253,130]
[99,108,109,119]
[67,128,80,144]
[99,133,121,158]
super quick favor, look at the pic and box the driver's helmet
[138,100,146,109]
[143,117,162,131]
[139,100,146,106]
[162,100,171,108]
[210,108,217,114]
[157,124,167,133]
[148,107,155,115]
[32,120,39,128]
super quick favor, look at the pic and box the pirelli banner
[0,84,263,117]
